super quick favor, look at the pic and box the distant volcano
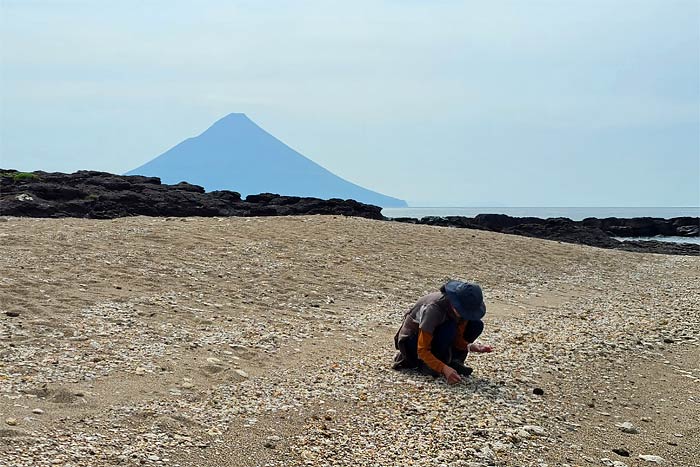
[126,113,407,207]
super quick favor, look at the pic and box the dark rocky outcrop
[2,169,697,256]
[391,214,699,256]
[0,170,383,220]
[463,213,698,238]
[501,219,622,249]
[580,216,699,237]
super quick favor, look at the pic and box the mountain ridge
[126,113,407,207]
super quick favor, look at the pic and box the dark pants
[395,319,484,370]
[451,319,484,362]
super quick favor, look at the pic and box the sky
[1,0,698,207]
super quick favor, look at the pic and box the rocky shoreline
[388,214,699,256]
[0,170,383,220]
[1,169,698,255]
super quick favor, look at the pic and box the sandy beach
[1,215,698,467]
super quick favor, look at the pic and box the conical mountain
[126,113,407,207]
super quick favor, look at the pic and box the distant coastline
[383,207,700,247]
[382,206,700,221]
[2,169,697,255]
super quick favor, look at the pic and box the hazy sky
[1,0,698,206]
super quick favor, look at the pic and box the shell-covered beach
[1,216,698,467]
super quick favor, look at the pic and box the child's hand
[469,343,493,353]
[442,365,462,385]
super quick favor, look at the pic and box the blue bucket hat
[444,280,486,321]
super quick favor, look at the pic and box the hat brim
[445,289,486,321]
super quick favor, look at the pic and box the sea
[380,207,700,245]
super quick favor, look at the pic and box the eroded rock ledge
[0,170,383,220]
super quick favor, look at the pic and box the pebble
[616,422,639,434]
[523,425,546,436]
[638,454,665,464]
[533,387,544,396]
[601,459,629,467]
[234,369,249,378]
[612,448,630,457]
[264,435,281,449]
[5,311,20,317]
[479,446,496,462]
[5,418,17,426]
[32,408,44,415]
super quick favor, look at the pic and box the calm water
[381,207,700,244]
[381,206,700,221]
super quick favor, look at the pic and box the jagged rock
[391,214,698,256]
[473,213,545,231]
[677,224,699,236]
[582,216,698,237]
[502,218,620,249]
[0,170,383,220]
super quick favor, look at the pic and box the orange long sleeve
[454,321,469,351]
[417,330,445,374]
